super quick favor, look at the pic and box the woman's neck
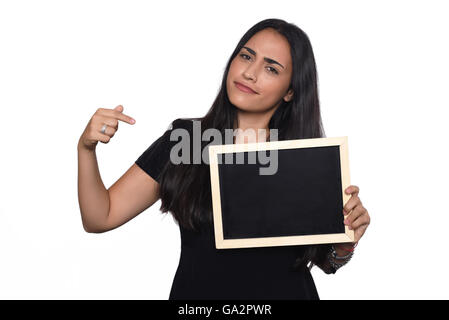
[233,109,275,144]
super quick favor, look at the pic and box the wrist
[333,242,357,257]
[335,242,357,251]
[78,139,95,153]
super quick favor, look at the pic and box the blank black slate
[218,146,345,239]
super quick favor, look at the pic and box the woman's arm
[77,141,111,232]
[77,140,161,233]
[77,105,164,233]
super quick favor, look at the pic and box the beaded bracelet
[328,243,356,272]
[331,248,353,260]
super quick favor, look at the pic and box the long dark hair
[159,18,330,271]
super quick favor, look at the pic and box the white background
[1,0,448,299]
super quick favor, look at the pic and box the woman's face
[226,28,294,114]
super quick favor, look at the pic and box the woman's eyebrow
[242,46,285,69]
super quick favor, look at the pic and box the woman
[77,18,370,300]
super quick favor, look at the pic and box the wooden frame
[208,136,354,249]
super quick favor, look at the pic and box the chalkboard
[208,137,354,249]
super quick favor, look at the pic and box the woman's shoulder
[169,117,201,131]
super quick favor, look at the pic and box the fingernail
[131,119,136,124]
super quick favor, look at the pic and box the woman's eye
[267,66,279,74]
[239,53,278,74]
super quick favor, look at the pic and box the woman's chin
[229,97,256,111]
[232,103,259,113]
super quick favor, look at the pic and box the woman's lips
[234,81,258,94]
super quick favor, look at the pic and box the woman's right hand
[78,105,136,151]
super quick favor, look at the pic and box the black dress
[135,118,320,300]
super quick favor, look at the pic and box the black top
[135,118,320,300]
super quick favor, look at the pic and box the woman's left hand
[343,185,370,243]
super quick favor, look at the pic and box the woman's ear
[283,88,294,102]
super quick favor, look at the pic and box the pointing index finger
[114,110,135,124]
